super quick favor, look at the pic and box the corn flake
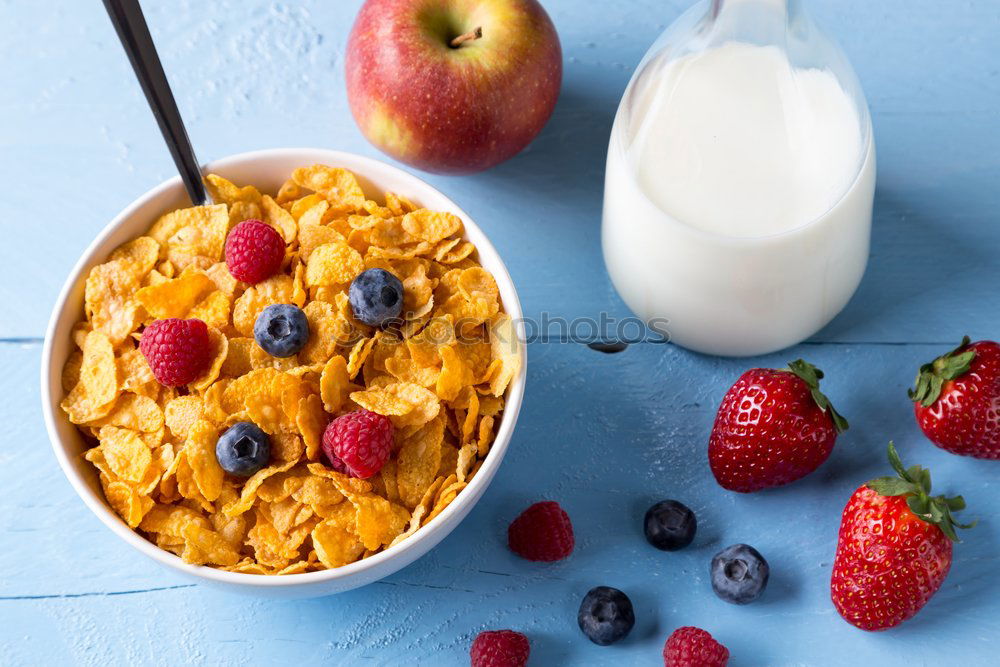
[305,241,363,287]
[402,209,463,243]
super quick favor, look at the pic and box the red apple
[345,0,562,174]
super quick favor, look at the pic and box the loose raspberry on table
[507,501,574,562]
[139,318,212,387]
[470,630,530,667]
[224,219,285,284]
[321,410,394,479]
[663,626,729,667]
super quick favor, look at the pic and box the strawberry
[830,442,973,631]
[909,336,1000,460]
[708,359,848,492]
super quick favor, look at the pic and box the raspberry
[470,630,530,667]
[325,451,349,475]
[507,501,574,562]
[139,318,212,387]
[321,410,393,478]
[663,627,729,667]
[225,219,285,284]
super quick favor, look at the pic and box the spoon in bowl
[101,0,208,206]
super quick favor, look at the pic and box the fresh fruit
[909,336,1000,460]
[710,544,769,605]
[708,359,848,492]
[831,442,973,631]
[348,268,404,327]
[644,499,697,551]
[577,586,635,646]
[139,317,212,386]
[321,410,394,479]
[507,501,574,562]
[215,422,271,477]
[345,0,562,174]
[224,219,285,284]
[470,630,530,667]
[254,303,309,358]
[663,626,729,667]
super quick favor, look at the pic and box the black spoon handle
[102,0,208,206]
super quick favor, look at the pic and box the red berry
[470,630,529,667]
[225,219,285,284]
[321,410,393,479]
[708,359,848,492]
[663,626,729,667]
[910,337,1000,460]
[507,501,574,562]
[325,451,349,475]
[139,318,212,387]
[830,443,971,631]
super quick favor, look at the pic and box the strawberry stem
[866,442,975,542]
[908,336,975,407]
[786,359,849,433]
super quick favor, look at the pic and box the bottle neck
[706,0,806,44]
[711,0,803,20]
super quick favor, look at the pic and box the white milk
[602,41,875,356]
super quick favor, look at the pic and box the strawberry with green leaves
[830,443,974,631]
[709,359,848,492]
[910,336,1000,460]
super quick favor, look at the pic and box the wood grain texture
[1,0,998,665]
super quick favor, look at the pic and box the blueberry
[216,422,271,477]
[644,499,697,551]
[349,268,404,327]
[711,544,769,604]
[254,304,308,357]
[577,586,635,646]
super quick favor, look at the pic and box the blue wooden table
[2,1,998,664]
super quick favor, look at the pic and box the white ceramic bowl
[41,148,526,598]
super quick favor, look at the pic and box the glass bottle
[602,0,875,356]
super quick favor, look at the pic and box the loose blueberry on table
[348,267,404,327]
[254,303,309,357]
[577,586,635,646]
[710,544,769,605]
[215,422,271,477]
[644,499,697,551]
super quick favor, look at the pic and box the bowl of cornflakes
[41,148,525,597]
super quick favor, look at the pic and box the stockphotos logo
[517,313,669,346]
[318,313,669,350]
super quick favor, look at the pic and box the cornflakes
[61,165,520,574]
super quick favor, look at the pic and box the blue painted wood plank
[3,341,998,665]
[3,0,1000,342]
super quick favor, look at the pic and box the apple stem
[449,27,483,48]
